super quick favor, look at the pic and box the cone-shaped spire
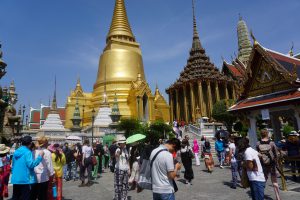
[103,65,108,104]
[237,14,252,65]
[107,0,135,43]
[50,76,58,113]
[192,0,203,50]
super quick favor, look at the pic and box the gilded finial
[250,30,258,45]
[191,0,202,49]
[239,13,242,21]
[289,42,294,57]
[76,76,81,86]
[107,0,135,42]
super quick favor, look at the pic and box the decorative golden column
[207,81,213,117]
[169,92,174,122]
[189,82,196,122]
[225,83,229,100]
[232,84,236,100]
[215,81,220,102]
[183,85,188,122]
[197,81,204,117]
[175,89,180,120]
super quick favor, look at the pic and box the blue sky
[1,0,300,115]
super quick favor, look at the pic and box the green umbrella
[126,134,146,144]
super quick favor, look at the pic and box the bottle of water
[52,184,57,198]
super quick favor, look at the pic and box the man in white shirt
[33,137,54,200]
[150,138,181,200]
[238,138,266,200]
[228,138,238,189]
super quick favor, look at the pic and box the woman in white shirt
[79,139,93,187]
[114,136,129,200]
[33,136,54,200]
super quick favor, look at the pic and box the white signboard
[261,109,270,120]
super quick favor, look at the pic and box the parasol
[126,134,146,144]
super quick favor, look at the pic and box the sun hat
[48,144,60,152]
[37,136,48,147]
[0,144,10,154]
[118,136,126,144]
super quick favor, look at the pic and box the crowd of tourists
[0,135,111,200]
[0,124,299,200]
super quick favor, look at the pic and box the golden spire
[192,0,203,50]
[50,76,58,113]
[107,0,135,42]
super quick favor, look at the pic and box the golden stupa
[65,0,170,128]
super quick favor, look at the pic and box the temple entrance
[142,93,148,122]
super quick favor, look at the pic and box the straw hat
[0,144,10,154]
[37,136,48,147]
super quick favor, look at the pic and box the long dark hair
[237,137,250,153]
[129,146,139,170]
[54,144,62,162]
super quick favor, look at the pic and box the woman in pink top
[192,139,200,166]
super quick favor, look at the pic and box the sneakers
[220,165,224,169]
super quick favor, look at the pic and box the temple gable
[244,45,295,98]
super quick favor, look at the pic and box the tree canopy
[212,99,236,133]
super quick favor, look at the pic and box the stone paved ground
[13,162,297,200]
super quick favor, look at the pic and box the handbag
[188,150,194,159]
[241,166,250,188]
[91,156,97,166]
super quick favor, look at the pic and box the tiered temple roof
[167,0,232,91]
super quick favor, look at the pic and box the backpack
[109,144,118,157]
[138,149,167,190]
[257,140,275,166]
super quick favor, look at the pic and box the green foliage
[147,120,174,145]
[233,121,249,137]
[282,124,294,138]
[116,118,143,138]
[212,99,237,133]
[116,119,174,145]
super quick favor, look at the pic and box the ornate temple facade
[65,0,169,128]
[229,37,300,147]
[166,1,236,123]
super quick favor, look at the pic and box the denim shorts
[153,193,175,200]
